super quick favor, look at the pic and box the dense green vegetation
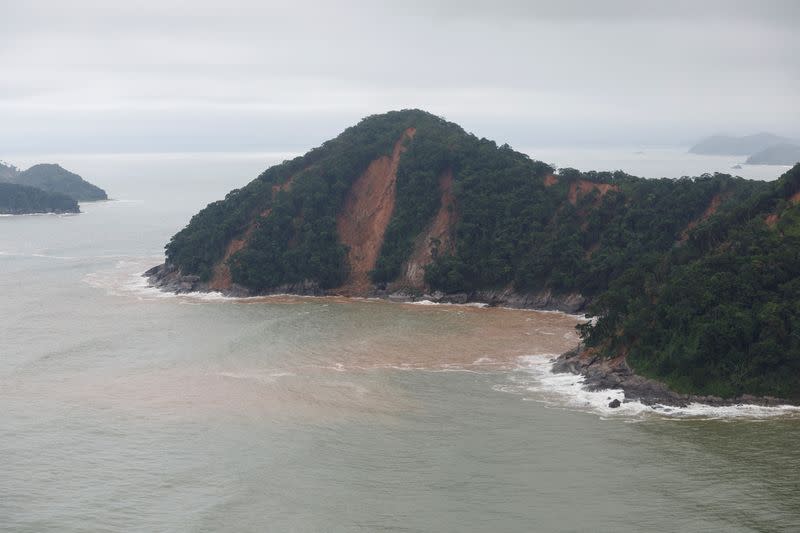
[15,164,107,201]
[0,162,107,201]
[164,109,800,398]
[581,164,800,399]
[424,169,765,296]
[0,182,79,214]
[0,162,18,181]
[371,117,467,283]
[167,110,429,286]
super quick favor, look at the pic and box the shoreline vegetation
[0,161,107,215]
[0,182,79,215]
[149,110,800,404]
[144,262,587,313]
[145,265,799,408]
[551,346,798,408]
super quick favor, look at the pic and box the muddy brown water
[2,154,798,532]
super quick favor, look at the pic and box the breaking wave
[497,355,800,421]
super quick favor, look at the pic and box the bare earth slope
[394,169,456,289]
[334,128,416,295]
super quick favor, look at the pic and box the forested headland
[157,110,800,400]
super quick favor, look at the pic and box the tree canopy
[164,109,800,399]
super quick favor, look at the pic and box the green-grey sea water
[1,153,799,532]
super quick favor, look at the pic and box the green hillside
[0,182,80,214]
[161,110,799,399]
[13,164,107,201]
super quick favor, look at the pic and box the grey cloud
[1,0,798,153]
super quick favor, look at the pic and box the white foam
[407,299,436,305]
[84,259,589,324]
[217,370,295,384]
[406,299,488,308]
[502,355,800,421]
[83,258,268,303]
[1,251,72,260]
[519,308,590,321]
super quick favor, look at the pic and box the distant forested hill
[154,109,800,400]
[746,143,800,166]
[9,164,107,201]
[0,162,18,181]
[689,133,792,155]
[0,182,79,214]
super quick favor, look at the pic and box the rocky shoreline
[143,263,588,314]
[552,345,796,408]
[145,263,797,408]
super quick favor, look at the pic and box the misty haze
[2,2,799,532]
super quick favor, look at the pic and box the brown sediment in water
[38,298,582,421]
[236,296,582,371]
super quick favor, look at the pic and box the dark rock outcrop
[552,345,795,408]
[146,263,325,297]
[146,262,587,313]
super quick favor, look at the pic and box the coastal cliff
[149,109,800,401]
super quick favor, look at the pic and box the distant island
[0,182,79,214]
[745,143,800,166]
[148,109,800,404]
[0,161,107,214]
[689,133,793,156]
[690,133,800,166]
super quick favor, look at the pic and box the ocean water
[1,151,799,532]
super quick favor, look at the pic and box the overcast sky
[2,0,798,153]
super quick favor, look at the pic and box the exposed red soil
[567,180,618,206]
[272,175,295,196]
[207,175,295,290]
[679,192,726,242]
[765,213,779,227]
[543,174,559,187]
[395,169,456,289]
[209,235,249,290]
[333,128,416,295]
[560,180,618,250]
[765,190,800,228]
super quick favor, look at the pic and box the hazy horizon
[2,0,799,153]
